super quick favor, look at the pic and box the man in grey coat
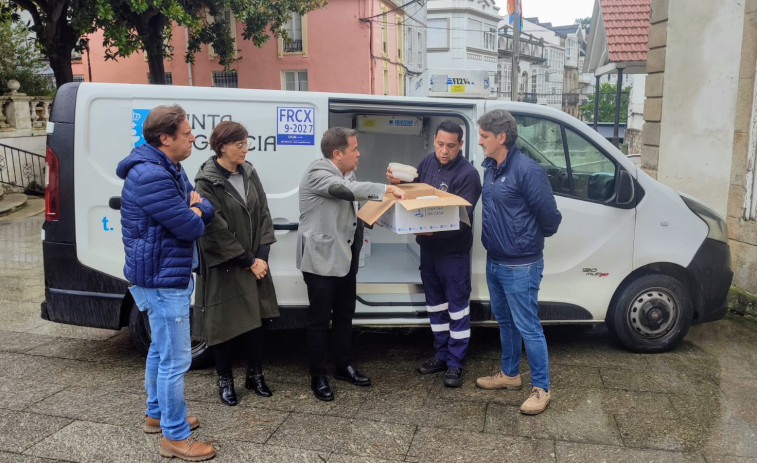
[297,127,405,401]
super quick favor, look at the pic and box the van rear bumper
[41,241,127,329]
[686,238,733,325]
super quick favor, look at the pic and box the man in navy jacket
[474,109,561,415]
[116,105,216,461]
[387,120,481,388]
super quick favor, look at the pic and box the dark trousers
[302,270,357,376]
[212,327,265,377]
[420,248,472,368]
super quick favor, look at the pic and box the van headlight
[680,195,729,244]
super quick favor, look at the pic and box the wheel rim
[628,287,679,338]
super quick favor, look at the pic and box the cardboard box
[357,183,471,234]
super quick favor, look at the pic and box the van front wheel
[607,274,693,353]
[128,304,212,369]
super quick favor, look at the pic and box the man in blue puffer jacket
[474,109,561,416]
[116,104,216,461]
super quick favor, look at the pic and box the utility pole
[510,0,520,101]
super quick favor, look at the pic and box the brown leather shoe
[159,436,215,461]
[475,371,522,390]
[520,387,551,415]
[144,415,200,434]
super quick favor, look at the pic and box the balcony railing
[283,39,303,53]
[562,93,580,106]
[522,93,538,104]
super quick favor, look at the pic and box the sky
[493,0,596,27]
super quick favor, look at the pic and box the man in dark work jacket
[387,120,482,388]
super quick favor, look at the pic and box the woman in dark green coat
[194,121,279,406]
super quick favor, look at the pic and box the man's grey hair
[477,109,518,148]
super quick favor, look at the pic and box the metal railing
[522,93,538,103]
[562,92,580,105]
[0,143,45,194]
[283,39,303,53]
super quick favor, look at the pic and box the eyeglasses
[231,141,248,150]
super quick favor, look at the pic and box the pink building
[72,0,409,95]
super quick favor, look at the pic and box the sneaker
[144,415,199,434]
[520,387,551,415]
[444,366,464,388]
[418,357,447,375]
[159,435,216,461]
[475,370,522,390]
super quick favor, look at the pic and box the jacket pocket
[301,233,335,270]
[513,222,535,254]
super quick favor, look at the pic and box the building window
[406,25,414,64]
[283,70,308,91]
[485,27,496,51]
[381,6,388,55]
[467,19,482,49]
[502,63,511,95]
[284,12,303,52]
[396,17,403,61]
[383,68,390,95]
[212,71,238,88]
[466,20,496,52]
[398,70,405,96]
[72,75,85,83]
[147,72,173,84]
[428,18,448,49]
[209,9,237,59]
[417,31,423,64]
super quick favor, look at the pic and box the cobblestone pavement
[1,212,756,462]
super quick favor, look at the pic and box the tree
[575,17,591,28]
[580,82,629,123]
[1,1,96,87]
[93,0,326,85]
[0,19,55,95]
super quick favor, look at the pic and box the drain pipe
[185,28,193,86]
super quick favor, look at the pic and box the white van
[41,82,733,364]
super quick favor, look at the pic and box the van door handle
[273,222,298,231]
[109,197,121,210]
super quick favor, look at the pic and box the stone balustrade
[0,94,52,137]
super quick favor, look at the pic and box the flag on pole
[508,0,523,31]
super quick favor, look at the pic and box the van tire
[128,304,213,369]
[607,274,693,353]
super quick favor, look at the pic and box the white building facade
[419,0,500,98]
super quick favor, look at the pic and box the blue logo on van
[132,109,151,147]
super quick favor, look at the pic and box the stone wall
[643,0,757,294]
[640,0,667,177]
[727,0,757,293]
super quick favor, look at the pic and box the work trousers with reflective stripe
[419,248,472,369]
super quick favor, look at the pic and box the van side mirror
[617,170,635,206]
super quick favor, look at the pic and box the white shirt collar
[328,159,352,180]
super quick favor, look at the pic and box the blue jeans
[486,257,549,390]
[129,280,193,440]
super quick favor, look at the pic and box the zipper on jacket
[223,189,255,255]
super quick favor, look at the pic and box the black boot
[218,375,237,406]
[245,366,272,397]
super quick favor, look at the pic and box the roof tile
[601,0,652,61]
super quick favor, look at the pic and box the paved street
[0,209,756,462]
